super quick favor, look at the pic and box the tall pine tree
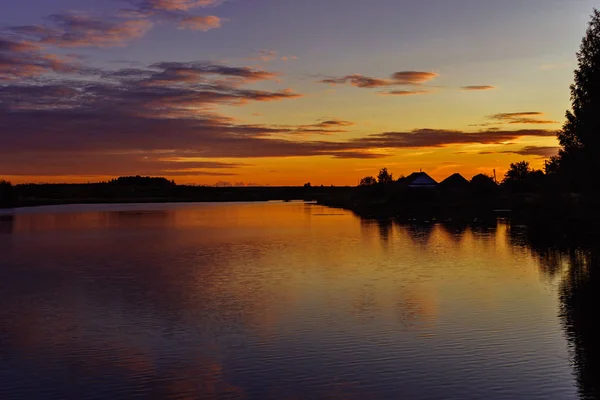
[553,9,600,189]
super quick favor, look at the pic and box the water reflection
[507,225,600,400]
[0,203,594,399]
[439,220,468,242]
[0,214,14,234]
[404,222,435,246]
[366,216,600,400]
[560,250,600,400]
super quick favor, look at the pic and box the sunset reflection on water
[0,202,583,399]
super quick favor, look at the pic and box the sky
[0,0,597,186]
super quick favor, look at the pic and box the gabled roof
[440,173,469,188]
[404,172,438,187]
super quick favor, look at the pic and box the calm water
[0,202,597,399]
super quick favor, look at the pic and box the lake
[0,202,597,399]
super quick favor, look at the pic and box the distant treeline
[0,176,351,208]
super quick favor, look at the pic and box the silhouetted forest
[0,175,352,208]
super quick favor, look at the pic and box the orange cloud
[178,15,222,30]
[0,37,82,80]
[141,0,223,11]
[8,14,153,48]
[380,90,429,96]
[319,71,438,89]
[390,71,438,84]
[461,85,496,91]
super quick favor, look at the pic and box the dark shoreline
[2,180,599,248]
[0,183,353,210]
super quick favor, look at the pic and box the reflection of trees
[508,225,600,399]
[469,217,497,237]
[404,223,434,246]
[560,250,600,400]
[377,219,393,242]
[359,218,393,243]
[439,220,468,242]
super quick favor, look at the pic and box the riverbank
[0,182,353,209]
[315,185,600,246]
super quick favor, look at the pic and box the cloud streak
[7,13,153,48]
[0,37,82,81]
[249,49,298,63]
[319,71,438,89]
[380,90,429,96]
[462,85,495,91]
[489,112,558,124]
[178,15,222,31]
[391,71,439,84]
[501,146,560,158]
[135,0,224,11]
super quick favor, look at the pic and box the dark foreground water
[0,202,598,399]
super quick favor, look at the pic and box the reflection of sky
[1,0,598,184]
[0,202,578,399]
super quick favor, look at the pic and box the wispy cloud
[8,13,153,48]
[320,74,393,88]
[104,61,279,87]
[489,112,558,124]
[289,119,356,135]
[379,90,429,96]
[390,71,439,84]
[319,71,438,89]
[250,49,277,62]
[0,37,83,81]
[135,0,224,12]
[461,85,495,91]
[1,57,300,122]
[248,49,298,63]
[501,146,560,158]
[1,0,228,61]
[350,129,555,149]
[178,15,222,31]
[477,146,559,159]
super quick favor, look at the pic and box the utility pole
[493,169,497,184]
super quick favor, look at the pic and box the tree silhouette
[359,176,377,186]
[377,168,394,185]
[504,161,532,183]
[0,180,14,208]
[554,9,600,189]
[108,176,175,187]
[470,174,497,195]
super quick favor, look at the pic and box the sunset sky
[0,0,596,185]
